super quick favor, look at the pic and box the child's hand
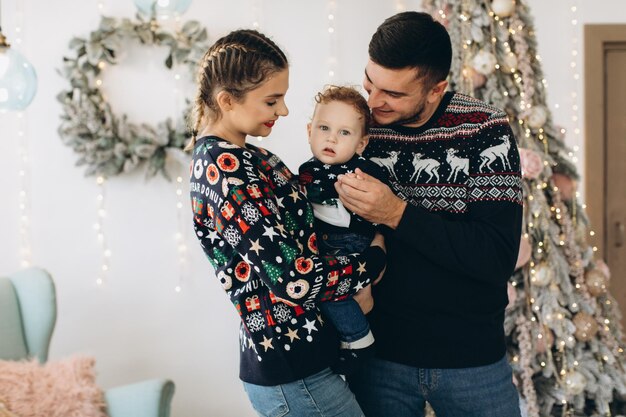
[370,232,386,285]
[370,232,386,253]
[353,284,374,314]
[374,266,386,286]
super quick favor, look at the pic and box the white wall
[525,0,626,200]
[0,1,624,416]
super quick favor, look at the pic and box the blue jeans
[243,368,364,417]
[317,232,372,343]
[347,356,521,417]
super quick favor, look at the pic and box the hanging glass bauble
[0,47,38,112]
[491,0,516,18]
[526,105,548,129]
[532,262,552,287]
[573,311,598,342]
[471,49,497,76]
[585,269,608,297]
[563,370,586,395]
[134,0,192,18]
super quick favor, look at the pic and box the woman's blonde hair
[185,29,288,151]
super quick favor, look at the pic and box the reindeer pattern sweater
[364,91,523,368]
[190,136,386,385]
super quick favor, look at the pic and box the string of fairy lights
[252,0,263,142]
[93,0,111,286]
[91,0,194,290]
[251,0,262,30]
[567,0,598,253]
[13,0,33,269]
[172,43,188,292]
[326,0,337,81]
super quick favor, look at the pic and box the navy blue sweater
[190,136,386,385]
[364,92,523,368]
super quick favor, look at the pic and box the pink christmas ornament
[535,329,554,354]
[464,66,487,88]
[515,234,532,270]
[518,148,543,179]
[552,173,577,201]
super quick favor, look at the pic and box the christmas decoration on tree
[423,1,626,416]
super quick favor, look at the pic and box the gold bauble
[585,269,608,297]
[573,312,598,342]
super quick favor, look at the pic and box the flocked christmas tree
[422,1,626,416]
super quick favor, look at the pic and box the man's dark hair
[369,11,452,88]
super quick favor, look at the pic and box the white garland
[57,15,209,178]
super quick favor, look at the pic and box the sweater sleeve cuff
[395,202,420,240]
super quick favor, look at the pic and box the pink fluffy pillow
[0,356,108,417]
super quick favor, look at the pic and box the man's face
[363,59,435,127]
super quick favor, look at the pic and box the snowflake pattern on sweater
[190,136,386,385]
[364,92,523,213]
[364,91,524,369]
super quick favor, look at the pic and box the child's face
[307,101,369,165]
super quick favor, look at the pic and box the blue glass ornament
[0,47,38,112]
[133,0,191,18]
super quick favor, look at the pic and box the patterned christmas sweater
[364,92,523,369]
[298,155,388,237]
[190,136,386,386]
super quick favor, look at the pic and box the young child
[298,85,388,375]
[188,31,386,415]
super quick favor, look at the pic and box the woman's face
[228,68,290,139]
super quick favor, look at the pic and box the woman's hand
[353,284,374,314]
[370,232,386,285]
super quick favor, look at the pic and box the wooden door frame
[584,25,626,259]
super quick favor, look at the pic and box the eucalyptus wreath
[57,15,209,178]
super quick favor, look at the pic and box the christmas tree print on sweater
[190,136,386,386]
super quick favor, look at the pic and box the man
[336,11,523,417]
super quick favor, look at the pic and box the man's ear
[216,91,234,112]
[306,123,312,142]
[427,80,448,103]
[356,135,370,155]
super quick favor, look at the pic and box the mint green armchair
[0,268,175,417]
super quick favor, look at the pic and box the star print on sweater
[190,136,385,386]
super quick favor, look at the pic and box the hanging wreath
[57,15,209,178]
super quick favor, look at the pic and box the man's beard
[376,100,427,127]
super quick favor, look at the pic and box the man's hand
[353,284,374,314]
[335,168,407,229]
